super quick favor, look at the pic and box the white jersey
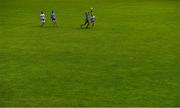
[40,13,46,20]
[90,16,95,22]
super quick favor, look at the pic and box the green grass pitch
[0,0,180,106]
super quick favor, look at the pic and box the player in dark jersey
[81,12,90,29]
[50,11,58,26]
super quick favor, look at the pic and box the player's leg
[81,24,84,28]
[51,19,58,27]
[41,19,45,27]
[85,21,90,28]
[91,22,95,28]
[53,20,58,27]
[81,20,87,28]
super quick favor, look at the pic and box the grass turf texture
[0,0,180,106]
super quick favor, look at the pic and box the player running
[90,14,95,28]
[40,11,46,26]
[50,11,58,26]
[81,12,90,29]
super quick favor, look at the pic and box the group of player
[40,8,95,29]
[40,11,58,27]
[81,8,96,29]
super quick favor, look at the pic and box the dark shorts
[85,19,89,23]
[51,18,56,21]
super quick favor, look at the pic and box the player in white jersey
[40,11,46,26]
[90,15,95,28]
